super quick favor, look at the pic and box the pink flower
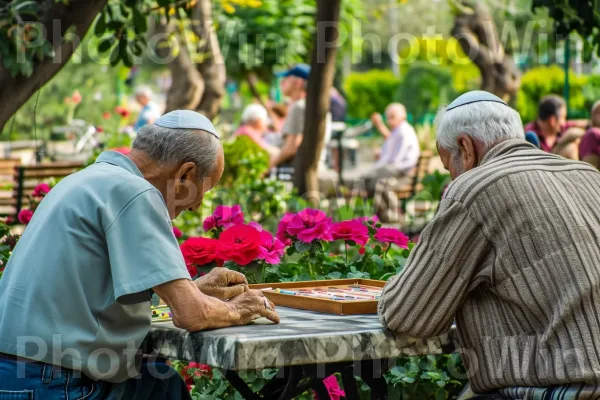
[315,375,345,400]
[257,230,286,264]
[173,226,183,239]
[32,183,51,197]
[71,90,82,105]
[286,208,333,243]
[354,215,379,227]
[276,212,295,245]
[374,228,409,249]
[18,209,33,225]
[204,205,244,231]
[331,220,369,246]
[248,221,263,231]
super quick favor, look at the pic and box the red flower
[18,209,33,225]
[374,228,409,249]
[173,226,183,239]
[276,212,295,245]
[204,205,244,231]
[216,224,261,265]
[358,246,366,255]
[102,112,111,120]
[32,183,51,197]
[180,237,220,273]
[96,126,104,133]
[331,220,369,246]
[115,106,130,118]
[5,215,14,225]
[257,230,285,265]
[286,208,333,243]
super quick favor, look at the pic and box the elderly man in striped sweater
[378,91,600,399]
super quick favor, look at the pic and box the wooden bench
[396,150,434,212]
[0,159,21,218]
[12,161,84,220]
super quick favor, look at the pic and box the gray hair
[132,124,221,179]
[241,104,268,124]
[435,101,524,153]
[135,86,153,98]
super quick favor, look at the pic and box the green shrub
[583,74,600,111]
[398,37,480,94]
[398,62,455,123]
[343,69,401,119]
[220,135,270,187]
[516,65,588,122]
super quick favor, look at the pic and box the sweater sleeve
[378,198,491,337]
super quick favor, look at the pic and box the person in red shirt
[524,95,587,153]
[579,100,600,169]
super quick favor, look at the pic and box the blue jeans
[0,358,191,400]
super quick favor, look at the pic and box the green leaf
[294,241,311,253]
[110,43,121,66]
[98,37,113,53]
[94,13,107,35]
[262,368,278,380]
[132,8,148,34]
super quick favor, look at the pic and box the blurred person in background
[270,64,332,170]
[362,103,420,195]
[579,100,600,169]
[235,104,280,162]
[133,86,161,132]
[524,95,586,154]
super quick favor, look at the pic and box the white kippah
[446,90,507,111]
[154,110,220,140]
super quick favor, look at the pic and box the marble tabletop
[143,307,458,371]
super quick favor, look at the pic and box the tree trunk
[451,1,520,102]
[190,0,226,120]
[0,0,108,132]
[293,0,341,201]
[155,21,205,112]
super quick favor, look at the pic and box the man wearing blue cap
[0,110,280,399]
[379,91,600,399]
[270,64,332,170]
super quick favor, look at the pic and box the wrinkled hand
[227,290,280,325]
[195,268,248,300]
[370,112,383,127]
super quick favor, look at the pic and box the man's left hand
[195,268,248,300]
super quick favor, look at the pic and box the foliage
[0,0,54,77]
[398,37,480,93]
[386,354,467,399]
[343,69,401,119]
[583,75,600,112]
[220,135,270,187]
[417,171,451,202]
[0,222,18,279]
[398,62,455,124]
[516,65,587,122]
[216,0,364,83]
[532,0,600,61]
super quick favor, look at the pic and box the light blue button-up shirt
[0,151,190,383]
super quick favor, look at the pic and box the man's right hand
[226,290,280,325]
[370,112,383,127]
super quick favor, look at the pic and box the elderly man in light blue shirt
[0,111,279,399]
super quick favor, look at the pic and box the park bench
[396,150,434,212]
[4,161,84,221]
[0,159,21,218]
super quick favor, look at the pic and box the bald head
[385,103,407,129]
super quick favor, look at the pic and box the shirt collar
[95,151,144,179]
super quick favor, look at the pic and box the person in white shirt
[362,103,420,195]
